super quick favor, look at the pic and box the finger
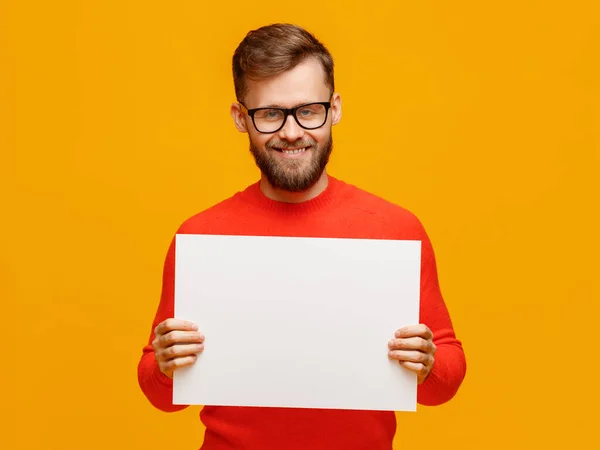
[388,349,430,364]
[157,330,204,348]
[155,319,198,336]
[388,337,433,352]
[398,361,429,376]
[157,343,204,362]
[395,324,433,340]
[161,354,198,372]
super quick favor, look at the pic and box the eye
[255,109,284,121]
[298,108,314,117]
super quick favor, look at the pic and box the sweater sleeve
[415,222,467,406]
[137,236,188,413]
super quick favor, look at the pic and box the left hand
[388,324,436,384]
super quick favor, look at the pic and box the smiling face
[231,57,342,192]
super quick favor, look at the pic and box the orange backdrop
[1,1,599,449]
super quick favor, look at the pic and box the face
[231,57,342,192]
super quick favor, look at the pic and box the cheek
[309,130,329,146]
[248,129,270,148]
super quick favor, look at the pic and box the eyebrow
[257,101,314,109]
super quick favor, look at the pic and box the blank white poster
[173,234,421,411]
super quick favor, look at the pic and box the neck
[259,171,329,204]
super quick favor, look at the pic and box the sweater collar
[240,174,347,215]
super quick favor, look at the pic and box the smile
[276,147,308,155]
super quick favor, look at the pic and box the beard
[249,133,333,192]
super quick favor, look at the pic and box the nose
[277,114,305,142]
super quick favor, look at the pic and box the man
[138,23,466,450]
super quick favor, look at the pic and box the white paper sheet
[173,234,421,411]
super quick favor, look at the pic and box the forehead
[243,58,331,108]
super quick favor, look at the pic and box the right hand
[152,318,205,379]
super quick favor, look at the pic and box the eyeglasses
[239,101,331,134]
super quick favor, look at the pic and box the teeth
[282,147,307,155]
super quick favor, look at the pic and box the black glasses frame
[239,101,332,134]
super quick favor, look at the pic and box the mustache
[266,139,317,150]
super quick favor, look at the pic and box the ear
[230,103,249,133]
[330,93,342,126]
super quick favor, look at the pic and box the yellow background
[1,1,599,449]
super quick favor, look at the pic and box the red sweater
[137,176,466,450]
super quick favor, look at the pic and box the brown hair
[232,23,335,102]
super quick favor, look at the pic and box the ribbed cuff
[417,360,448,406]
[154,365,174,386]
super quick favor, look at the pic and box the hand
[388,324,436,384]
[152,318,205,379]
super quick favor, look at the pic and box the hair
[232,23,335,102]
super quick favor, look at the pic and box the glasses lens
[296,104,327,129]
[253,109,285,133]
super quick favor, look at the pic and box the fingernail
[388,340,394,347]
